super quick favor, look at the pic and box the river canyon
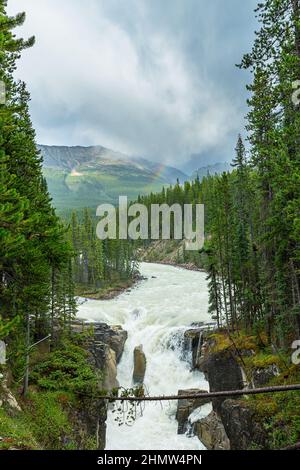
[77,263,212,450]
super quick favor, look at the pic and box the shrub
[30,341,100,396]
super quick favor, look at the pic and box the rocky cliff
[70,320,128,449]
[176,328,282,450]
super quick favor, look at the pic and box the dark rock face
[183,325,216,368]
[251,364,279,388]
[92,323,128,363]
[203,351,244,413]
[182,329,268,450]
[176,389,211,434]
[194,411,230,450]
[73,321,128,391]
[184,329,204,369]
[70,320,128,449]
[71,396,107,450]
[220,399,268,450]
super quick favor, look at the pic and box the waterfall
[77,262,211,450]
[195,331,203,368]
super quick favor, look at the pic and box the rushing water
[77,262,212,450]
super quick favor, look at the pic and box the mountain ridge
[39,144,187,213]
[39,144,231,214]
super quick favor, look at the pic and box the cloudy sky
[8,0,258,172]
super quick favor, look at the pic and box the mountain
[191,162,231,180]
[39,144,188,213]
[180,151,228,174]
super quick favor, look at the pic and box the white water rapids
[77,262,212,450]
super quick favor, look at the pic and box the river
[77,262,212,450]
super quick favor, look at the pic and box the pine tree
[0,2,75,347]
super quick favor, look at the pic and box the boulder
[176,389,211,434]
[133,345,146,384]
[194,410,230,450]
[251,364,279,388]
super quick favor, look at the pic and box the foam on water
[77,262,211,450]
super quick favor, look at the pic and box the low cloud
[8,0,257,170]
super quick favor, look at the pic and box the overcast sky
[8,0,258,171]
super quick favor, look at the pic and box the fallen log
[91,383,300,402]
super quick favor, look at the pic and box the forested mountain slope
[39,144,188,212]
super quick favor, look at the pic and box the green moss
[208,329,300,449]
[0,408,39,450]
[242,365,300,449]
[209,331,259,353]
[251,353,281,369]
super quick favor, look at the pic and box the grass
[0,390,80,450]
[22,391,76,450]
[0,407,39,450]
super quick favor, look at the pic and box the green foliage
[0,1,77,354]
[247,370,300,449]
[0,407,39,450]
[67,208,138,290]
[0,315,20,339]
[23,391,74,450]
[30,341,100,395]
[139,0,300,347]
[43,166,166,214]
[251,353,281,369]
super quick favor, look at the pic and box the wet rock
[201,351,244,413]
[72,321,127,365]
[176,389,211,434]
[133,345,147,384]
[220,399,268,450]
[74,323,122,391]
[190,322,205,328]
[88,341,119,391]
[103,347,119,391]
[70,321,128,448]
[194,411,230,450]
[132,309,141,319]
[93,323,128,363]
[183,324,217,369]
[184,329,204,369]
[251,364,279,388]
